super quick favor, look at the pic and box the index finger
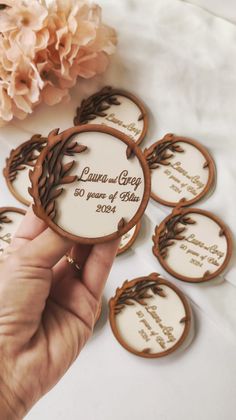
[80,238,120,300]
[19,227,73,269]
[12,206,47,247]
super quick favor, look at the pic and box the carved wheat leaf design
[154,214,196,259]
[146,138,184,169]
[6,134,47,183]
[74,86,121,125]
[29,136,87,222]
[0,212,12,230]
[115,274,166,315]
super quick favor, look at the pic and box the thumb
[0,228,73,347]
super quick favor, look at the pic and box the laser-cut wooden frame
[117,220,142,256]
[74,86,148,147]
[109,273,192,358]
[152,207,233,283]
[3,134,47,206]
[29,125,151,244]
[144,133,216,207]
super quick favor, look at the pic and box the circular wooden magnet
[117,220,141,255]
[144,133,215,207]
[3,134,47,206]
[0,207,26,254]
[29,125,151,244]
[74,86,148,146]
[109,273,192,358]
[153,207,232,283]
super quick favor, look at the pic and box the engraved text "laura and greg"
[77,167,142,191]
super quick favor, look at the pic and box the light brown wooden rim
[74,86,148,148]
[3,136,47,207]
[144,134,216,207]
[30,124,151,245]
[109,274,192,358]
[152,207,233,283]
[0,206,26,217]
[116,220,142,256]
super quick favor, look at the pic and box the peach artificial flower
[0,0,117,125]
[0,0,48,32]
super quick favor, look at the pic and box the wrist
[0,376,26,420]
[0,392,19,420]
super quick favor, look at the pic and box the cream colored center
[115,286,186,354]
[0,211,24,254]
[119,225,136,250]
[165,213,228,278]
[151,142,210,203]
[87,95,144,142]
[56,132,145,239]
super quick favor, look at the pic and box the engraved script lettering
[185,234,225,259]
[170,161,204,190]
[74,165,143,215]
[145,305,176,344]
[0,233,11,254]
[105,113,141,137]
[78,167,142,191]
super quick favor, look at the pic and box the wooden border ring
[30,124,151,244]
[117,220,142,256]
[152,207,233,283]
[109,273,192,358]
[0,207,26,217]
[144,133,216,207]
[3,134,47,206]
[74,86,148,148]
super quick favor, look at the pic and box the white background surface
[1,1,236,419]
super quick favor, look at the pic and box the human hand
[0,208,119,419]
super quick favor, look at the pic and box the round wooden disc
[3,134,47,206]
[117,221,141,255]
[74,86,148,146]
[29,125,151,244]
[144,133,216,207]
[0,207,26,254]
[152,207,232,283]
[109,273,192,358]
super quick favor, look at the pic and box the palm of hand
[0,209,118,419]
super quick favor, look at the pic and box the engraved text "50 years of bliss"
[73,167,143,213]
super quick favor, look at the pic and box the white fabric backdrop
[0,0,236,419]
[182,0,236,24]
